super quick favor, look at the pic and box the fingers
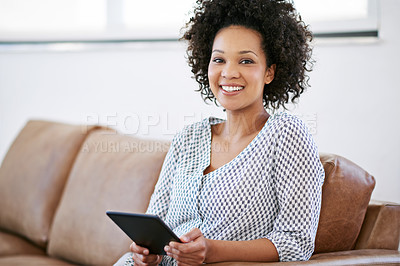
[132,253,161,265]
[168,242,199,255]
[169,231,205,254]
[165,229,207,265]
[165,247,202,265]
[130,242,149,255]
[166,243,205,260]
[180,228,202,243]
[130,228,207,265]
[130,242,162,265]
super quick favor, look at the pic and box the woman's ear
[264,64,276,84]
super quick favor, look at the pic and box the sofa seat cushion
[47,131,169,265]
[0,120,104,248]
[314,154,375,253]
[355,201,400,250]
[0,255,76,266]
[308,249,400,265]
[206,250,400,265]
[0,230,45,257]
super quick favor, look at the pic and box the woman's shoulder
[269,112,304,125]
[267,112,309,134]
[263,112,315,147]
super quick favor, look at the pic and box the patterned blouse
[124,112,324,265]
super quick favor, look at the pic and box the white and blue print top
[127,112,324,264]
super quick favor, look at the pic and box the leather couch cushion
[355,202,400,250]
[0,255,76,266]
[206,250,400,265]
[0,230,45,257]
[0,120,101,248]
[47,131,169,265]
[309,249,400,265]
[314,153,375,253]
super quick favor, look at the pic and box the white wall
[0,0,399,203]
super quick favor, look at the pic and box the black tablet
[106,211,181,255]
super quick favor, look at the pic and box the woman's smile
[220,85,245,93]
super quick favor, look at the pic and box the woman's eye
[212,58,224,63]
[240,59,254,64]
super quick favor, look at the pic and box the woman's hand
[130,242,163,266]
[164,228,209,266]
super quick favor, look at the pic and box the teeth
[221,86,244,92]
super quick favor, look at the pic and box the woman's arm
[145,133,181,218]
[206,238,279,263]
[129,134,181,265]
[165,228,279,265]
[264,116,324,261]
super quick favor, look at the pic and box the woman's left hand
[164,228,209,266]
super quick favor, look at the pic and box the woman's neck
[217,108,270,142]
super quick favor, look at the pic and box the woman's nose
[221,63,240,79]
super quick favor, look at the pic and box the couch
[0,120,399,265]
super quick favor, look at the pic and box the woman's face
[208,25,275,113]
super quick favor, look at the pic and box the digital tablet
[106,211,181,255]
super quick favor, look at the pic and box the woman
[117,0,324,265]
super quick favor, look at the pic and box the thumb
[180,228,202,243]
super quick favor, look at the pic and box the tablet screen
[106,211,181,255]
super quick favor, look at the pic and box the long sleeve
[145,133,181,220]
[119,135,181,266]
[266,116,324,261]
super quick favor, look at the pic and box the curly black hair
[182,0,313,109]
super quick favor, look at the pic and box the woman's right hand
[130,242,163,266]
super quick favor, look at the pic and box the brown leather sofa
[0,120,399,265]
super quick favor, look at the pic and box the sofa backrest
[47,130,169,265]
[0,120,103,248]
[315,153,375,253]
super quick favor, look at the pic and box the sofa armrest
[355,200,400,250]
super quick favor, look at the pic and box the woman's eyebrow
[211,49,258,57]
[239,50,258,56]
